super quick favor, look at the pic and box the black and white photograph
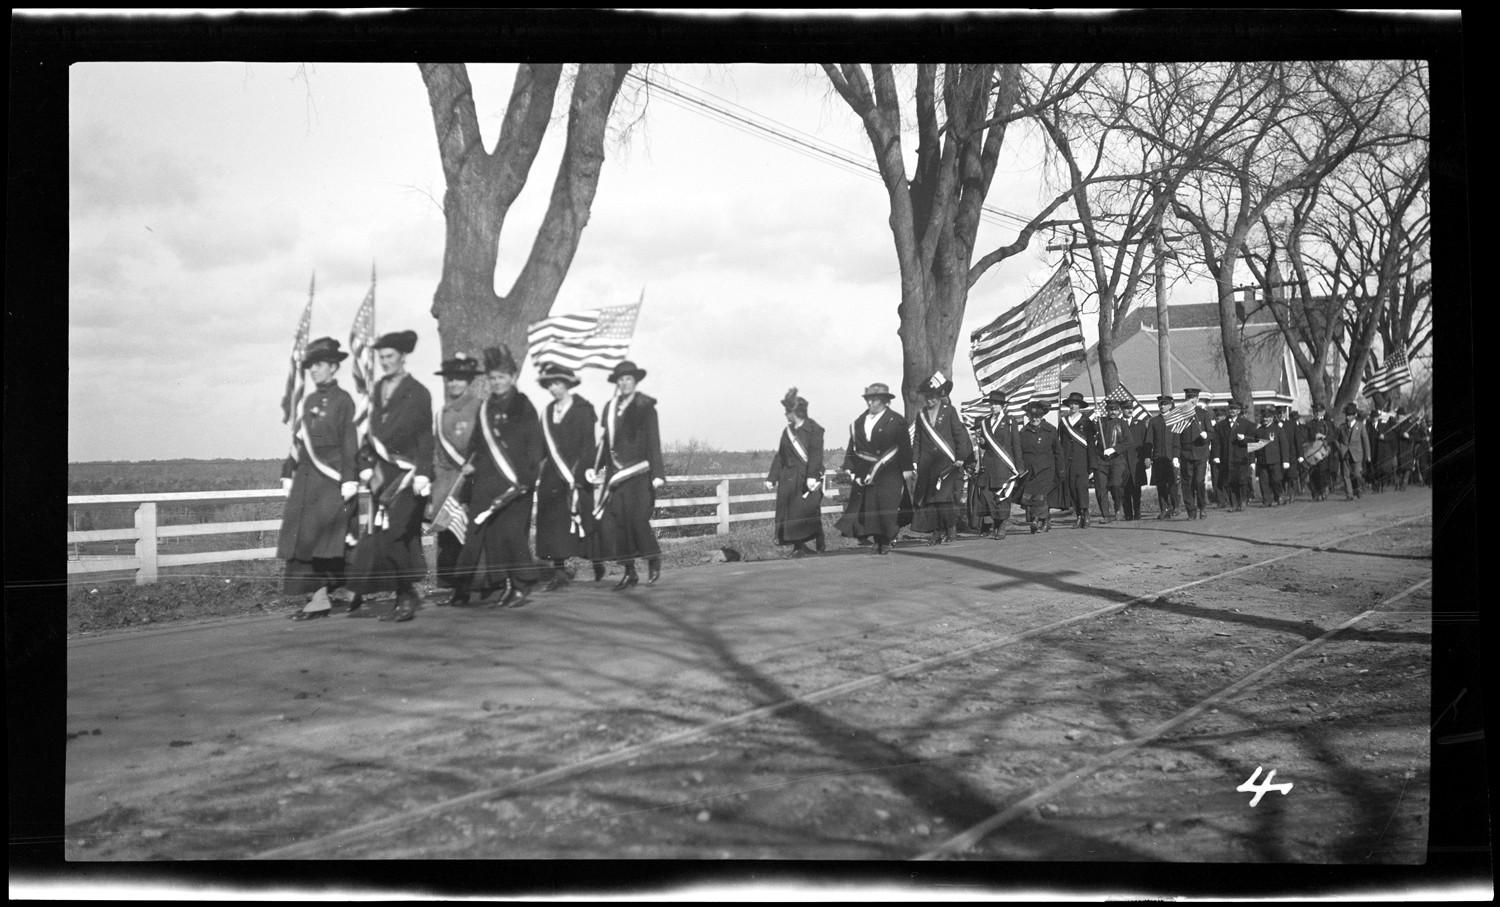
[10,7,1483,901]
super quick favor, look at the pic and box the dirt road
[66,490,1433,862]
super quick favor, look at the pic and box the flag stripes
[1105,382,1152,424]
[349,282,376,446]
[429,490,467,544]
[1163,400,1199,432]
[527,302,641,372]
[970,263,1086,396]
[281,280,315,426]
[1362,348,1411,397]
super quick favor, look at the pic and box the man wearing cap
[1393,407,1415,491]
[765,388,826,557]
[911,372,974,545]
[1221,399,1257,512]
[1056,391,1096,529]
[1371,404,1401,494]
[1145,395,1182,519]
[428,354,484,597]
[1334,402,1368,500]
[347,330,434,622]
[1252,407,1283,506]
[836,383,915,554]
[1210,404,1230,509]
[1412,414,1431,487]
[1092,397,1130,523]
[279,338,360,621]
[1304,402,1337,501]
[1285,409,1308,498]
[536,362,604,590]
[1176,388,1214,520]
[1018,399,1064,533]
[450,345,544,608]
[590,361,666,589]
[970,390,1025,538]
[1124,405,1149,521]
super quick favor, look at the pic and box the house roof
[1062,320,1296,406]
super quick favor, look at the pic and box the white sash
[542,399,585,537]
[435,407,466,468]
[918,408,958,464]
[292,394,342,483]
[783,425,809,464]
[1062,413,1090,448]
[478,396,521,488]
[981,418,1018,475]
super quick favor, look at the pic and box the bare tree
[819,63,1100,417]
[1166,60,1424,405]
[420,63,632,358]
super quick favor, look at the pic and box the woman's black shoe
[646,559,661,585]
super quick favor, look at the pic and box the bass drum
[1302,438,1330,466]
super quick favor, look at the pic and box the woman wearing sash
[835,383,914,555]
[279,338,360,621]
[428,354,484,594]
[1018,399,1064,533]
[589,361,666,590]
[764,388,826,557]
[1092,397,1131,524]
[346,330,434,623]
[534,362,604,591]
[910,372,974,545]
[449,345,544,608]
[970,389,1025,539]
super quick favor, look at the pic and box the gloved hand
[586,468,603,486]
[1212,457,1221,464]
[652,477,665,490]
[359,468,374,483]
[341,481,357,501]
[461,462,476,476]
[1103,447,1115,457]
[764,480,775,491]
[1172,457,1180,468]
[1282,462,1290,470]
[806,477,819,491]
[413,475,431,497]
[1200,430,1209,439]
[282,477,293,495]
[903,470,917,483]
[474,508,492,526]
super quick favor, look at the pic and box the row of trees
[420,60,1429,417]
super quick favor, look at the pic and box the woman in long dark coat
[450,345,544,608]
[910,374,974,544]
[1017,399,1064,533]
[590,361,667,589]
[279,337,359,620]
[534,362,603,591]
[836,383,914,554]
[765,387,826,556]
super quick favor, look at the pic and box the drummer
[1304,402,1337,502]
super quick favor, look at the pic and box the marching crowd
[276,332,1430,623]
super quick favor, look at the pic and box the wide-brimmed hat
[482,344,520,375]
[1156,394,1175,406]
[301,336,348,368]
[781,387,809,415]
[986,389,1008,406]
[537,362,581,388]
[373,330,418,354]
[435,354,481,379]
[920,370,953,397]
[1023,399,1050,415]
[1063,391,1089,409]
[1343,403,1360,415]
[862,383,895,401]
[608,360,647,383]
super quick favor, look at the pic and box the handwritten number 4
[1237,766,1293,807]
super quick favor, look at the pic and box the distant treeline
[69,460,285,496]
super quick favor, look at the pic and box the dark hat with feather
[781,387,809,416]
[482,344,520,375]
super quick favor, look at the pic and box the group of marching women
[778,371,1431,555]
[276,330,665,624]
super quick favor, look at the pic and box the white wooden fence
[66,472,845,586]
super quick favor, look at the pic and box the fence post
[134,502,159,585]
[717,478,731,535]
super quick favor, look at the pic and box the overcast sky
[69,58,1220,462]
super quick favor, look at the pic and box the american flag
[970,263,1086,396]
[1105,382,1151,424]
[1163,399,1199,431]
[961,364,1062,426]
[1362,347,1412,397]
[349,276,376,445]
[428,486,467,544]
[527,299,641,372]
[280,276,315,425]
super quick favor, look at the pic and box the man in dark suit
[1056,391,1096,529]
[1209,404,1229,509]
[1176,387,1214,520]
[347,329,435,623]
[911,372,974,545]
[1018,399,1064,533]
[590,360,666,589]
[1303,402,1337,501]
[1221,399,1257,512]
[765,387,826,557]
[1125,409,1149,520]
[836,383,914,555]
[1335,402,1369,500]
[1253,407,1288,506]
[1145,394,1181,519]
[970,390,1025,538]
[1091,397,1131,523]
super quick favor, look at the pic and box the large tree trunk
[421,63,630,360]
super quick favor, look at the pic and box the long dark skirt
[347,487,427,594]
[535,480,599,562]
[774,480,824,544]
[282,557,347,597]
[277,460,348,562]
[968,481,1014,529]
[599,475,661,561]
[835,473,911,541]
[452,492,540,593]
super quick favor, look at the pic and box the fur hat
[781,387,809,416]
[301,337,348,368]
[482,344,520,375]
[373,330,418,354]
